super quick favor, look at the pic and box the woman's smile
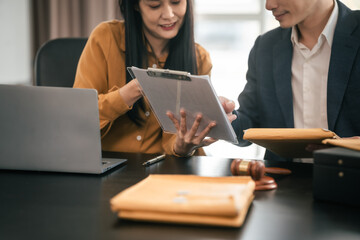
[159,22,177,30]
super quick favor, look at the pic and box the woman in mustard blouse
[73,0,217,156]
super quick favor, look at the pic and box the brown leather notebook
[110,175,255,227]
[243,128,338,158]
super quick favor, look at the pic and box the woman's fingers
[185,113,203,142]
[194,121,216,145]
[168,109,218,156]
[201,137,218,147]
[179,109,187,135]
[166,111,180,131]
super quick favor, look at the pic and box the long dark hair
[119,0,198,125]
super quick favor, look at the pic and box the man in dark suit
[228,0,360,162]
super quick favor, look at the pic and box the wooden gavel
[231,159,292,191]
[231,159,291,180]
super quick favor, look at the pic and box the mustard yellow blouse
[73,20,212,155]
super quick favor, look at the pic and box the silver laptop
[0,84,127,174]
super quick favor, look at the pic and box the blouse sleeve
[73,22,131,134]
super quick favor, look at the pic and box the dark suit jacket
[232,1,360,162]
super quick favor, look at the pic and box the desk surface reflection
[1,153,359,240]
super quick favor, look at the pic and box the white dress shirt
[291,0,339,130]
[291,1,338,163]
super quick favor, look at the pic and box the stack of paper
[110,175,255,227]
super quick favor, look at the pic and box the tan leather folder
[322,138,360,151]
[243,128,338,158]
[110,175,255,227]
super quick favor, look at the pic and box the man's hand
[219,96,237,123]
[306,136,360,152]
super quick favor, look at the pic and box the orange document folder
[243,128,338,158]
[110,174,255,227]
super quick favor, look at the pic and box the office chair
[34,38,87,87]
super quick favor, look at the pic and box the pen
[142,154,166,166]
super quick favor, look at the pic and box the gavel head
[230,159,265,181]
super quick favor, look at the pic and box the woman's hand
[118,79,143,107]
[167,109,217,156]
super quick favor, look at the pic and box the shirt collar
[291,0,339,47]
[322,0,338,47]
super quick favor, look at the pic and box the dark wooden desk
[1,153,359,240]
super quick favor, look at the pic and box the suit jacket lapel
[273,29,294,128]
[327,2,360,130]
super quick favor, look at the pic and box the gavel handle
[265,167,292,175]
